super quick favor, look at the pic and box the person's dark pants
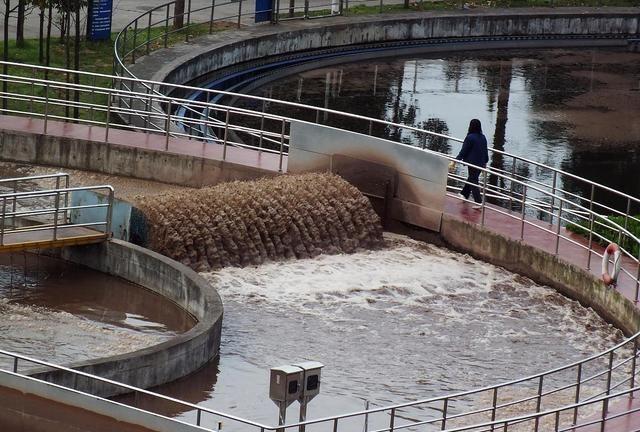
[461,167,482,203]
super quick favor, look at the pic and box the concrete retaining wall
[439,216,640,335]
[143,10,640,90]
[30,239,223,397]
[0,123,278,187]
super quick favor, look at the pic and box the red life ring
[601,243,622,286]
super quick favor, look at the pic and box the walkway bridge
[0,173,114,253]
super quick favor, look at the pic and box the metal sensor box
[292,361,324,399]
[269,365,304,404]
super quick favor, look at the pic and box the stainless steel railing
[1,61,640,430]
[0,180,115,246]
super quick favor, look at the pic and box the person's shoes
[459,192,471,202]
[472,202,483,210]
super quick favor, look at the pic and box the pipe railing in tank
[0,330,639,432]
[0,184,115,246]
[0,60,638,292]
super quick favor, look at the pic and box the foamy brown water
[160,235,626,427]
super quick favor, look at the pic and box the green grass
[567,214,640,257]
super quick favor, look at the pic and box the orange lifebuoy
[601,243,622,286]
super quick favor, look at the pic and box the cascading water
[137,173,383,271]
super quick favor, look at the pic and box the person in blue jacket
[456,119,489,204]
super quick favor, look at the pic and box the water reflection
[243,48,640,212]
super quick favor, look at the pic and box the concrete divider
[29,239,223,397]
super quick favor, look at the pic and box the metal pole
[533,376,543,431]
[631,337,638,392]
[1,197,6,246]
[363,401,369,432]
[481,170,488,226]
[132,20,138,63]
[298,397,307,432]
[555,200,563,255]
[53,191,60,241]
[64,175,69,225]
[549,171,557,224]
[105,90,112,142]
[520,185,527,240]
[196,409,202,426]
[164,6,170,48]
[106,188,114,237]
[508,156,516,210]
[278,120,286,172]
[440,399,448,430]
[146,11,152,55]
[304,0,308,18]
[165,100,173,151]
[573,363,582,425]
[222,109,230,160]
[490,388,498,432]
[237,0,243,28]
[209,0,215,33]
[389,408,395,432]
[12,357,18,373]
[43,84,49,134]
[186,0,192,41]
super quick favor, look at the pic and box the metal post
[298,397,307,432]
[237,0,243,28]
[490,388,498,432]
[64,175,69,225]
[304,0,309,18]
[196,409,202,426]
[1,197,6,246]
[12,357,18,373]
[53,191,60,241]
[106,188,114,237]
[508,156,516,210]
[132,20,138,63]
[146,11,152,55]
[573,363,582,425]
[222,109,230,160]
[389,408,395,432]
[363,401,369,432]
[259,114,265,151]
[30,67,35,113]
[440,399,448,430]
[606,351,614,397]
[164,6,170,48]
[555,200,563,255]
[43,84,49,134]
[554,411,560,432]
[587,210,595,270]
[209,0,215,33]
[105,90,112,142]
[533,376,543,431]
[186,0,192,41]
[631,337,638,391]
[600,398,607,432]
[11,180,16,229]
[549,171,557,224]
[520,185,527,240]
[165,100,173,151]
[481,170,488,226]
[278,120,286,172]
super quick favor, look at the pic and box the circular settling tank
[0,252,195,369]
[133,236,624,427]
[239,47,640,209]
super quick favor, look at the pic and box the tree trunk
[39,6,45,63]
[45,2,52,80]
[173,0,184,29]
[16,0,25,47]
[3,0,10,111]
[73,0,80,119]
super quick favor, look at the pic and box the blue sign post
[87,0,113,41]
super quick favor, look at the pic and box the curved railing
[1,60,640,430]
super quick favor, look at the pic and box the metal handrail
[0,184,115,245]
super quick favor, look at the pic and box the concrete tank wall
[29,239,223,397]
[139,10,640,90]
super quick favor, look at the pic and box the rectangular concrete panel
[288,120,448,231]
